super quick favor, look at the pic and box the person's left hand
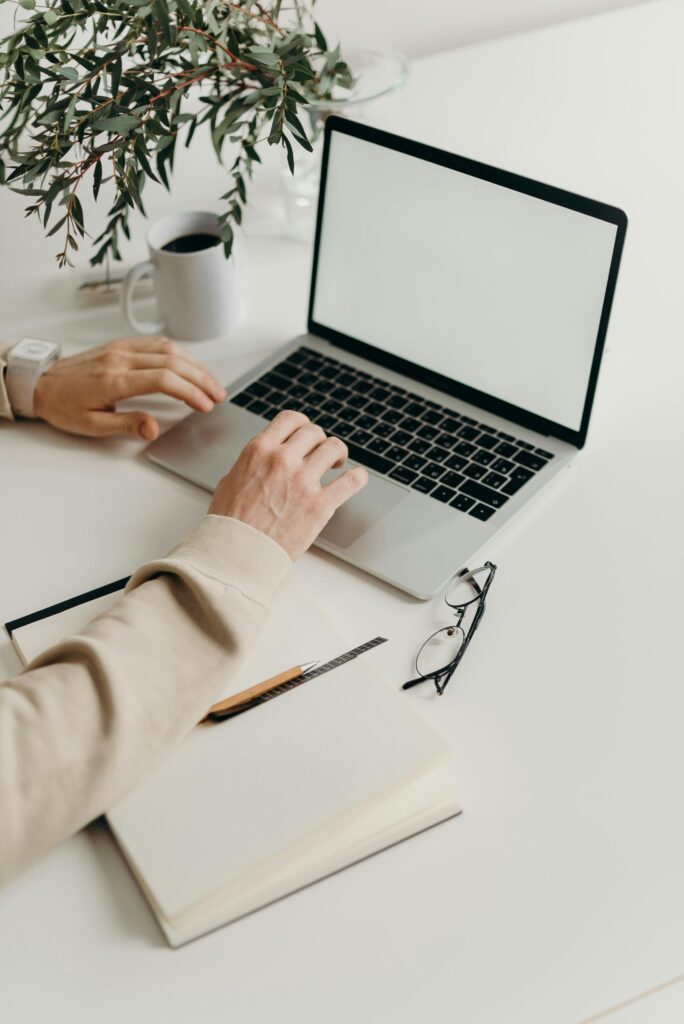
[33,335,226,440]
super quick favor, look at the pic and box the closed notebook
[7,576,461,946]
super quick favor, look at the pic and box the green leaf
[314,22,328,51]
[58,66,78,81]
[282,133,294,175]
[93,115,141,132]
[19,0,36,9]
[43,10,59,26]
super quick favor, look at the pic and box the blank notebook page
[108,658,449,922]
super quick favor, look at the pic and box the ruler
[213,636,388,722]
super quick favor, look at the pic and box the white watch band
[6,338,61,419]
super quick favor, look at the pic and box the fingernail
[140,421,155,440]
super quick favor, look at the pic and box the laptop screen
[310,125,622,438]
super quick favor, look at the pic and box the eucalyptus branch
[0,0,352,267]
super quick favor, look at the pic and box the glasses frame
[403,561,497,696]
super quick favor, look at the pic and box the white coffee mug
[122,211,240,341]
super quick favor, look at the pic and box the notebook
[6,575,461,946]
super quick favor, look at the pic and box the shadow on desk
[86,820,166,948]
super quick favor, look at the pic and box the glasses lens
[446,565,492,608]
[416,626,464,677]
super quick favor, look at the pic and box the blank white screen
[312,132,618,432]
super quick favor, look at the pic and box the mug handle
[122,260,164,335]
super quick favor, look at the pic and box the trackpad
[320,467,408,549]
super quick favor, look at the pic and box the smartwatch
[5,338,61,418]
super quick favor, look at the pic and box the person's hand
[208,410,369,560]
[33,335,226,440]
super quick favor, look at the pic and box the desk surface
[2,3,683,1022]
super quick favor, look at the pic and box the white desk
[1,3,683,1022]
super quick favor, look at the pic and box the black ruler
[211,636,388,722]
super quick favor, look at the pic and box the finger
[81,410,160,441]
[305,435,349,478]
[322,465,369,511]
[117,369,216,412]
[110,335,214,374]
[124,353,226,403]
[284,422,327,460]
[259,409,309,444]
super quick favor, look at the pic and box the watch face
[13,337,59,361]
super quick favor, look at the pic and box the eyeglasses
[403,561,497,696]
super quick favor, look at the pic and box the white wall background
[314,0,651,55]
[0,0,653,55]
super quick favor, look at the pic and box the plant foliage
[0,0,351,266]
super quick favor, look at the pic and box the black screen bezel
[307,116,627,449]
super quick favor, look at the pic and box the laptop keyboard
[231,347,554,522]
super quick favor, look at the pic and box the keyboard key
[345,442,393,476]
[482,471,506,488]
[286,349,309,365]
[446,453,468,472]
[372,421,395,438]
[477,434,498,450]
[461,415,477,425]
[318,364,338,380]
[495,441,517,458]
[418,424,439,441]
[413,476,437,494]
[405,402,425,418]
[368,437,390,454]
[514,450,548,472]
[387,394,406,409]
[516,440,533,450]
[477,423,496,433]
[337,406,359,423]
[441,416,461,433]
[391,429,412,447]
[432,485,457,504]
[366,401,385,417]
[243,380,269,398]
[473,449,495,466]
[535,447,554,459]
[421,409,443,426]
[461,480,510,508]
[333,422,355,440]
[405,453,427,472]
[354,414,375,431]
[463,463,487,480]
[350,429,372,447]
[455,441,476,457]
[491,457,514,474]
[381,408,403,424]
[468,502,496,521]
[371,386,391,402]
[424,462,445,480]
[451,493,475,512]
[458,425,479,442]
[502,466,534,495]
[287,384,310,399]
[409,437,431,455]
[263,370,290,392]
[400,417,422,434]
[348,394,367,409]
[322,399,343,414]
[389,465,418,486]
[497,431,514,440]
[435,432,457,449]
[337,372,356,387]
[441,471,465,489]
[272,361,300,379]
[231,392,251,407]
[317,413,337,430]
[331,386,351,401]
[247,398,267,415]
[386,445,408,463]
[428,446,450,463]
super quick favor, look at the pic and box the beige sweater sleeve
[0,351,15,420]
[0,514,291,883]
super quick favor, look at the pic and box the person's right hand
[208,410,368,560]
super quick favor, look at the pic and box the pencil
[204,660,318,721]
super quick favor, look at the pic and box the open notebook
[6,576,460,946]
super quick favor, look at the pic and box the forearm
[0,515,291,883]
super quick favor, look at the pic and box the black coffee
[162,232,220,254]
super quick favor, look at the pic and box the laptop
[147,116,627,598]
